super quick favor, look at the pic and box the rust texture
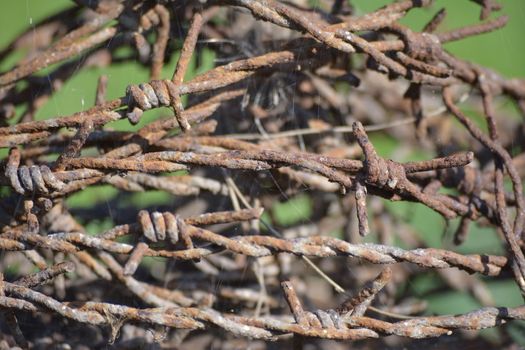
[1,0,525,348]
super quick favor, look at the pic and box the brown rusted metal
[1,0,524,348]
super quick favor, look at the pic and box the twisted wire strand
[338,268,392,317]
[285,307,439,337]
[7,288,523,341]
[1,0,524,345]
[5,278,524,340]
[277,279,447,338]
[16,229,505,276]
[279,279,451,338]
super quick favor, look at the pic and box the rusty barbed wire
[1,0,525,348]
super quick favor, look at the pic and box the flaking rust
[0,0,524,348]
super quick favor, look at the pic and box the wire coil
[137,209,182,244]
[5,163,65,195]
[126,80,189,130]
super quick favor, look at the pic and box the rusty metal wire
[1,0,525,348]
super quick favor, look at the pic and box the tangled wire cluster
[1,0,525,348]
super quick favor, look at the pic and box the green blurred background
[1,0,524,344]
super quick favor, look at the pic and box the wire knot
[137,210,182,244]
[5,149,65,195]
[306,309,345,329]
[404,32,442,62]
[125,80,190,130]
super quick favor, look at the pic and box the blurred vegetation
[1,0,524,344]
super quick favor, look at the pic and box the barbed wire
[1,0,524,348]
